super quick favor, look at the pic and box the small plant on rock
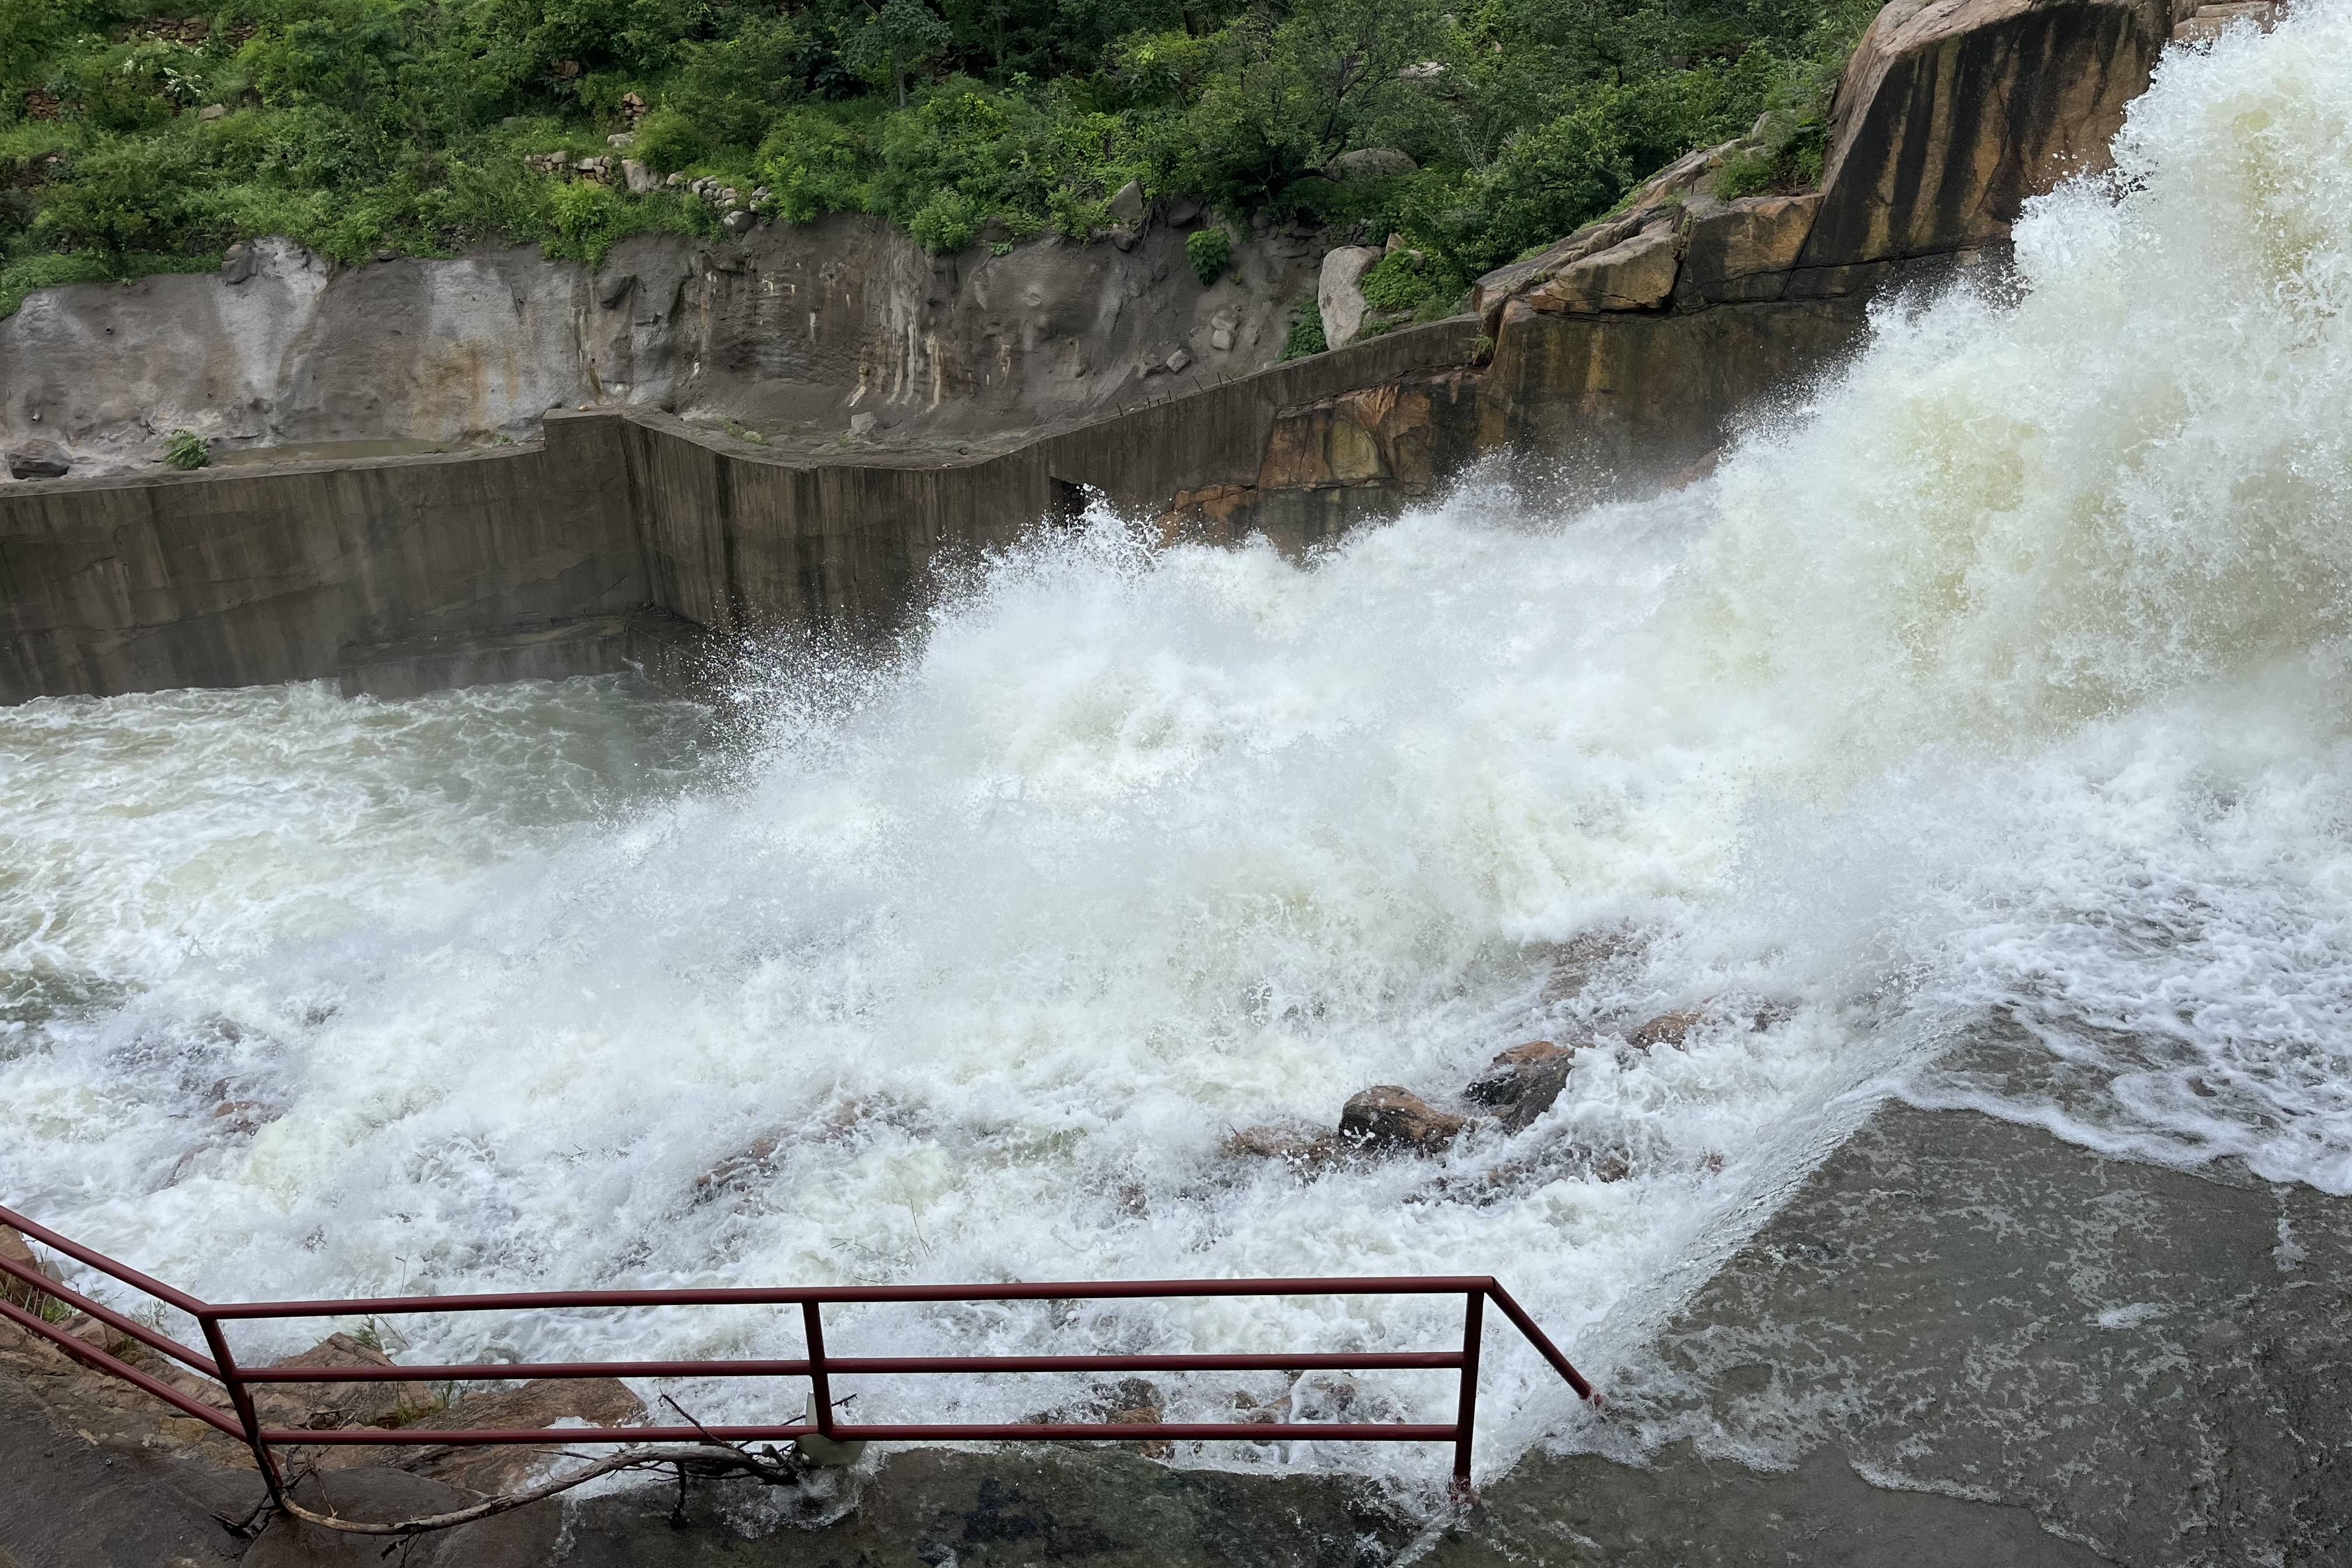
[162,429,208,470]
[1279,300,1326,360]
[1185,225,1230,286]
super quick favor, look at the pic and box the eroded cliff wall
[0,212,1320,480]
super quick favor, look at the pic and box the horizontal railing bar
[257,1420,1460,1447]
[0,1203,211,1316]
[233,1349,1465,1384]
[0,1251,222,1377]
[0,1295,243,1436]
[208,1275,1500,1320]
[1481,1282,1597,1402]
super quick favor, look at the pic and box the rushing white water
[4,7,2350,1499]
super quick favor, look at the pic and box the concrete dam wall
[0,0,2190,706]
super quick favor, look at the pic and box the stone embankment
[1,0,2210,708]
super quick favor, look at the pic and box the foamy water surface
[2,7,2349,1499]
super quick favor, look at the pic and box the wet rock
[5,442,70,480]
[1527,226,1681,313]
[1317,244,1384,350]
[695,1133,781,1194]
[1804,0,2169,271]
[2174,0,2279,40]
[1325,148,1418,181]
[1629,1007,1711,1051]
[1339,1087,1466,1156]
[387,1377,646,1495]
[1465,1041,1580,1133]
[209,1098,280,1138]
[1224,1122,1336,1172]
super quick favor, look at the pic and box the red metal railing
[0,1200,1596,1511]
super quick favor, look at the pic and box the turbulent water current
[4,9,2350,1500]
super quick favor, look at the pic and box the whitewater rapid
[3,6,2348,1497]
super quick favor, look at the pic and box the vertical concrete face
[0,438,648,703]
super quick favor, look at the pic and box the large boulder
[1801,0,2173,271]
[1318,245,1385,350]
[1325,148,1418,182]
[5,442,69,481]
[1525,226,1681,314]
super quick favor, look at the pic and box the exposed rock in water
[1338,1086,1467,1156]
[1465,1041,1581,1133]
[1317,245,1384,351]
[1223,1122,1336,1172]
[1629,1006,1712,1051]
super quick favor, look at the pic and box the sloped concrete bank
[0,0,2192,706]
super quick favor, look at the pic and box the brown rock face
[1465,1041,1581,1133]
[1339,1087,1468,1156]
[1525,227,1682,314]
[1803,0,2171,270]
[0,1225,62,1312]
[1680,194,1823,304]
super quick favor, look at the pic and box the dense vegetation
[1,0,1880,320]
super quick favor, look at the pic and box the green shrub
[162,429,209,469]
[0,0,1878,316]
[630,107,705,174]
[1279,300,1325,360]
[1184,225,1229,286]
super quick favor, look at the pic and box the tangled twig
[272,1424,806,1539]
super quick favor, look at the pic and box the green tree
[842,0,952,108]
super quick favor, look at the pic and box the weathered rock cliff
[0,212,1318,480]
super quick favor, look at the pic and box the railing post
[197,1312,286,1508]
[802,1300,835,1436]
[1452,1287,1485,1499]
